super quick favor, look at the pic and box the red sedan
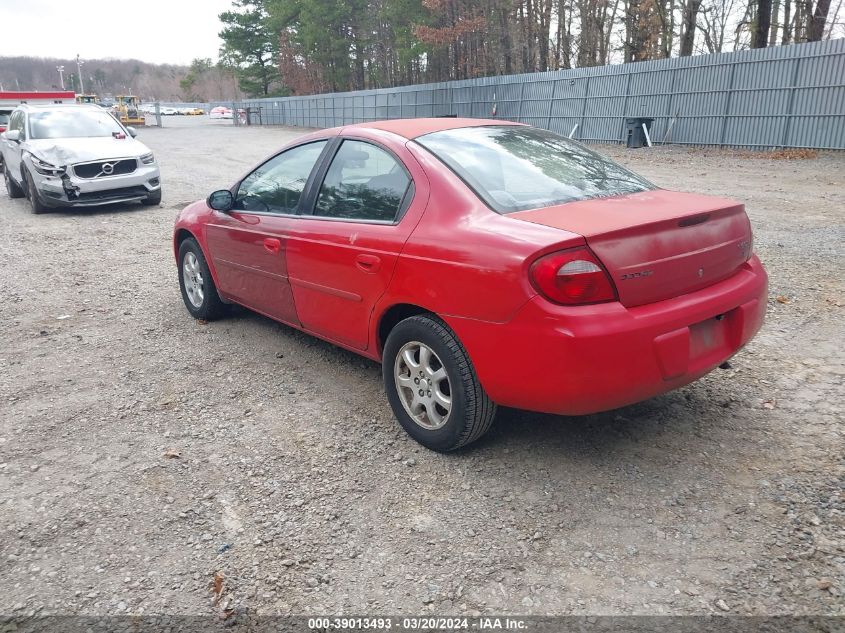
[173,118,767,451]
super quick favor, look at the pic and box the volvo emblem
[101,162,115,175]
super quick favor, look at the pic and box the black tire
[23,169,49,214]
[177,237,226,321]
[4,164,24,199]
[141,188,162,206]
[383,315,496,452]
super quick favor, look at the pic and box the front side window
[416,125,655,213]
[28,108,125,139]
[314,140,410,222]
[235,141,327,214]
[11,111,25,135]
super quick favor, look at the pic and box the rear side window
[0,112,10,126]
[313,140,410,222]
[416,125,655,213]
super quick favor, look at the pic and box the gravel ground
[0,117,842,618]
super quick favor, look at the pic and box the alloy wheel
[394,341,452,430]
[182,251,205,308]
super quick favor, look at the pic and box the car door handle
[263,237,282,254]
[355,254,381,273]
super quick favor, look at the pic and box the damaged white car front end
[24,142,161,207]
[1,104,162,212]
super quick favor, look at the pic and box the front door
[3,111,25,178]
[285,139,416,350]
[205,140,329,325]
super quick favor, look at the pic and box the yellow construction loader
[75,94,98,104]
[114,95,145,126]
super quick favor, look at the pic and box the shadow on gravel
[226,305,721,462]
[37,201,160,216]
[467,383,725,463]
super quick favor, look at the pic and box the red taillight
[530,247,617,305]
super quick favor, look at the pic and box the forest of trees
[219,0,843,96]
[0,56,243,102]
[3,0,839,102]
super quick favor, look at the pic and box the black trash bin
[624,117,655,148]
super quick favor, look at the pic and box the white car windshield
[29,109,125,139]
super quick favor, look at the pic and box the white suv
[1,103,161,213]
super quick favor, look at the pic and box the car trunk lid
[509,190,753,307]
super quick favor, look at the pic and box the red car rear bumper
[445,255,768,415]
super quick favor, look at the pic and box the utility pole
[57,65,65,90]
[76,54,85,94]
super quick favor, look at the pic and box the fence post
[719,63,737,146]
[621,71,633,143]
[517,82,526,123]
[578,75,591,142]
[781,55,803,148]
[663,67,678,144]
[546,81,556,130]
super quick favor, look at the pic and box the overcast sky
[2,0,234,66]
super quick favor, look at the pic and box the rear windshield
[28,109,125,139]
[416,125,655,213]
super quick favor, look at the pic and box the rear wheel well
[377,304,431,355]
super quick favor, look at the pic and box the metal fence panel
[215,38,845,149]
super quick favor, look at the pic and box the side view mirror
[5,130,20,143]
[126,127,138,138]
[207,189,234,212]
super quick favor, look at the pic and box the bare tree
[782,0,793,40]
[769,0,782,43]
[752,0,773,46]
[680,0,705,54]
[697,0,741,52]
[808,0,833,38]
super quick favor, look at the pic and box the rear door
[205,140,329,324]
[284,138,417,350]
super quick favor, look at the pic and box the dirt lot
[0,117,842,618]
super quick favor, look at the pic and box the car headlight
[30,155,65,176]
[139,153,155,165]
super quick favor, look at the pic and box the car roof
[338,117,523,140]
